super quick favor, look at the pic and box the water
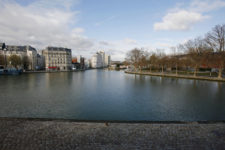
[0,70,225,121]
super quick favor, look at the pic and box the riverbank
[125,71,225,82]
[0,118,225,150]
[23,69,86,74]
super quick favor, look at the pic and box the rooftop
[46,47,71,52]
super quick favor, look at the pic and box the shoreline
[125,71,225,82]
[1,117,225,124]
[23,69,86,74]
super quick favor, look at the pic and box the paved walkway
[125,71,225,82]
[0,119,225,150]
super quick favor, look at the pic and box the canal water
[0,70,225,121]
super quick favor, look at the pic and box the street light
[2,43,7,69]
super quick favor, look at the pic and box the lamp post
[2,43,7,69]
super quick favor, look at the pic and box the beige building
[42,47,72,71]
[105,54,111,67]
[0,45,37,70]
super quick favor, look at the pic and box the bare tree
[211,51,225,78]
[157,52,167,73]
[126,48,144,71]
[184,38,207,76]
[205,25,225,78]
[149,53,158,72]
[139,51,149,71]
[170,46,180,75]
[206,24,225,52]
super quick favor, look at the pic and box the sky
[0,0,225,61]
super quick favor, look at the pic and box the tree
[0,55,5,66]
[211,51,225,78]
[156,51,167,73]
[8,55,22,69]
[139,51,149,71]
[22,56,30,70]
[206,24,225,52]
[170,46,180,75]
[184,38,207,76]
[149,53,158,72]
[126,48,144,71]
[205,25,225,78]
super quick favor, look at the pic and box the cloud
[154,10,209,31]
[0,0,126,60]
[0,0,93,52]
[123,38,138,45]
[71,28,85,35]
[99,41,111,46]
[30,0,80,10]
[190,0,225,12]
[154,0,225,31]
[90,39,137,61]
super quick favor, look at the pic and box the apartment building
[42,47,72,71]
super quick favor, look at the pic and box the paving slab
[0,118,225,150]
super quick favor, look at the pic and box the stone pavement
[0,118,225,150]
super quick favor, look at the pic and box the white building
[91,51,111,68]
[99,51,105,67]
[26,46,37,70]
[91,53,103,68]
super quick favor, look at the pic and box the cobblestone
[0,119,225,150]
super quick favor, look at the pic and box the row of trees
[0,54,30,70]
[126,24,225,78]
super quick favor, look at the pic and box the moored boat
[0,68,22,75]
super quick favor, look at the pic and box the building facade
[91,52,103,68]
[0,44,37,70]
[25,46,37,70]
[91,51,111,68]
[42,47,72,71]
[104,54,111,67]
[36,53,45,70]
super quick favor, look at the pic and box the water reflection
[0,70,225,121]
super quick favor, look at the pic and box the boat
[0,68,23,75]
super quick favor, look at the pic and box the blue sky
[1,0,225,60]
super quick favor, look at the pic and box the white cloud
[90,39,136,61]
[154,10,209,31]
[154,0,225,31]
[0,0,93,53]
[123,38,138,45]
[190,0,225,12]
[99,41,111,46]
[71,28,85,35]
[0,1,129,60]
[30,0,80,10]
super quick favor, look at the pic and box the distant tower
[99,51,105,67]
